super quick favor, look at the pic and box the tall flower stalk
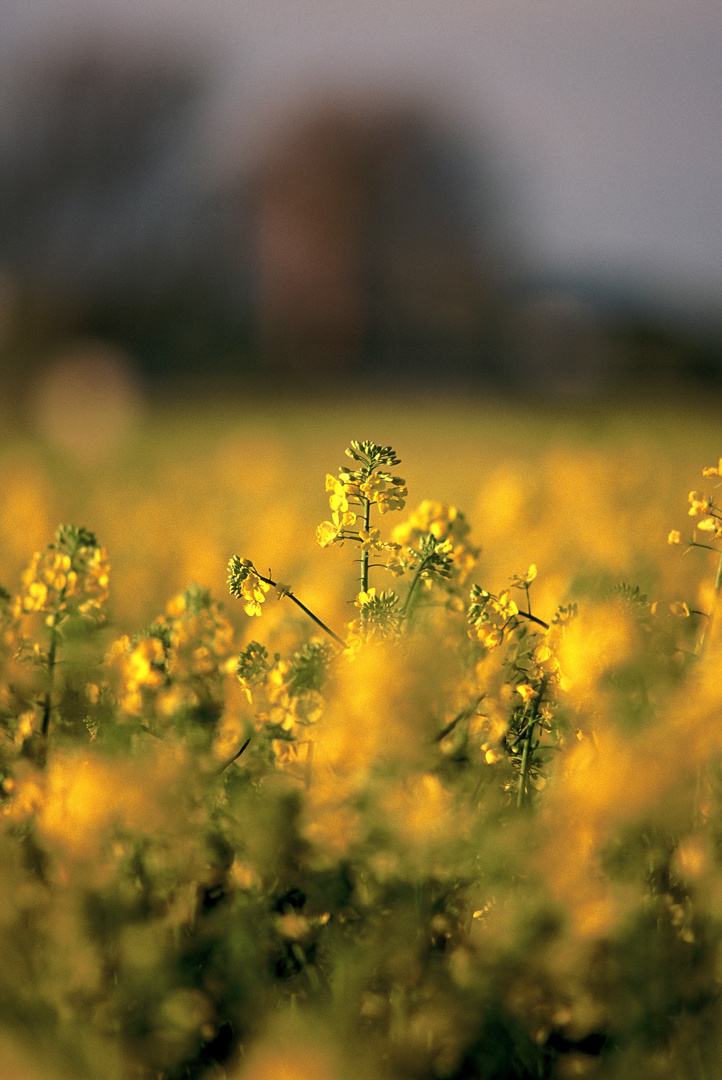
[15,525,109,738]
[670,458,722,655]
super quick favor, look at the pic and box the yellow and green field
[1,392,717,625]
[2,391,722,1080]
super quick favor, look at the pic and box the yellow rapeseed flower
[688,492,711,516]
[702,458,722,478]
[227,557,271,616]
[316,521,338,547]
[510,564,537,588]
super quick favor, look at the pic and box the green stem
[517,716,535,809]
[434,695,486,743]
[401,556,430,622]
[215,737,251,775]
[257,573,345,646]
[690,530,722,822]
[360,497,370,594]
[515,610,550,631]
[517,678,548,809]
[40,614,59,737]
[697,548,722,655]
[359,496,371,630]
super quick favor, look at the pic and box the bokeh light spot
[30,340,143,462]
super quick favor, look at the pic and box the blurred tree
[0,36,249,388]
[1,36,715,398]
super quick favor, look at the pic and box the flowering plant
[2,443,722,1080]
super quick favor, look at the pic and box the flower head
[688,492,712,517]
[702,458,722,478]
[515,683,538,704]
[392,501,479,587]
[509,565,537,590]
[227,556,271,617]
[17,524,109,625]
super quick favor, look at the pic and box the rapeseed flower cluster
[106,584,236,726]
[390,500,479,587]
[227,555,271,616]
[16,524,109,625]
[315,474,358,547]
[688,480,722,541]
[106,632,167,716]
[316,440,407,550]
[348,587,402,643]
[665,459,722,550]
[467,585,521,649]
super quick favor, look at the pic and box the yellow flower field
[2,392,722,1080]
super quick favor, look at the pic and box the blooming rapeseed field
[2,393,722,1080]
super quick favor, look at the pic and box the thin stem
[41,571,71,736]
[40,614,59,736]
[257,573,345,646]
[517,714,534,809]
[360,497,371,594]
[517,678,549,809]
[401,556,430,621]
[359,496,371,630]
[697,548,722,656]
[216,737,251,775]
[434,695,486,743]
[515,610,550,631]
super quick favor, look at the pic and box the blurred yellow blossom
[702,458,722,478]
[688,492,711,516]
[515,683,537,703]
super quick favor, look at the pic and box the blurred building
[0,36,514,392]
[246,101,507,381]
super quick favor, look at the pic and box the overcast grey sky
[2,0,721,313]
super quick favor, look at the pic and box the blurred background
[0,0,720,431]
